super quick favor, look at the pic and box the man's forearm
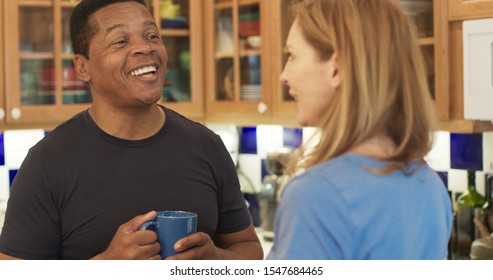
[216,240,264,260]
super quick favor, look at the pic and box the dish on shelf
[161,17,188,29]
[221,66,234,100]
[247,35,261,49]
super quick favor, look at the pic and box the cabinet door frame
[433,0,450,121]
[4,0,89,125]
[204,0,272,124]
[449,0,493,21]
[148,0,205,119]
[268,0,296,120]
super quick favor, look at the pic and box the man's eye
[148,34,160,41]
[113,39,127,45]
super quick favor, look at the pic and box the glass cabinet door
[5,0,92,124]
[147,0,204,118]
[206,0,269,119]
[61,4,91,105]
[398,0,449,121]
[19,5,55,106]
[399,0,435,99]
[213,0,263,103]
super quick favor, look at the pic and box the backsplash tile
[4,129,45,169]
[0,167,9,211]
[0,133,4,166]
[283,127,303,148]
[238,154,262,193]
[436,171,448,187]
[256,125,283,157]
[239,127,257,154]
[450,133,483,171]
[425,131,451,171]
[8,170,18,188]
[482,132,493,172]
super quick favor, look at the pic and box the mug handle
[139,221,158,231]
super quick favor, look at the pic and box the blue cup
[140,210,197,259]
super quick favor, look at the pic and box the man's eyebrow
[105,21,158,35]
[105,23,126,35]
[144,20,158,28]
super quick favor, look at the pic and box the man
[0,0,263,260]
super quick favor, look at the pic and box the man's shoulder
[164,106,217,138]
[31,110,89,152]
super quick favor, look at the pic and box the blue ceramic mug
[140,210,197,259]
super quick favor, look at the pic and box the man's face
[76,1,167,109]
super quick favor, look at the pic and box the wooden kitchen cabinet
[449,0,493,21]
[445,2,493,132]
[1,0,204,127]
[203,0,454,126]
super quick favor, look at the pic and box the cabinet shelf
[19,0,52,7]
[160,29,190,37]
[417,37,435,46]
[215,0,259,9]
[215,51,235,59]
[240,49,260,57]
[19,52,54,60]
[61,1,80,8]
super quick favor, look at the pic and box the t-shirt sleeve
[0,151,61,259]
[211,134,251,234]
[267,173,355,260]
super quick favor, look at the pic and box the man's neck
[88,104,166,140]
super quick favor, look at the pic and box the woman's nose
[279,72,288,85]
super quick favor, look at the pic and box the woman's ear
[328,53,341,88]
[73,55,90,82]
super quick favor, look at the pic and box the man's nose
[132,39,154,55]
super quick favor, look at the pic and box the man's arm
[0,252,22,260]
[213,223,264,259]
[167,223,264,260]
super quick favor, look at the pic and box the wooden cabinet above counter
[1,0,493,132]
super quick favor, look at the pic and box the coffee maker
[259,148,293,241]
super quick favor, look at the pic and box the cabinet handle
[257,102,268,114]
[10,108,22,120]
[0,108,4,120]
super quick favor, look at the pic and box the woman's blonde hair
[288,0,436,175]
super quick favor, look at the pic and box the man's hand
[92,211,161,260]
[166,224,263,260]
[165,232,220,260]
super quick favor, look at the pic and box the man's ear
[328,52,340,88]
[73,54,90,82]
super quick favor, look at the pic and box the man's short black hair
[70,0,147,58]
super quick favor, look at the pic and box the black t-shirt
[0,106,251,259]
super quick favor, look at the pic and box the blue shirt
[267,154,452,260]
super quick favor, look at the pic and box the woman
[267,0,452,259]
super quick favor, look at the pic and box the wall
[0,127,492,212]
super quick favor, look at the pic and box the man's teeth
[130,66,157,77]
